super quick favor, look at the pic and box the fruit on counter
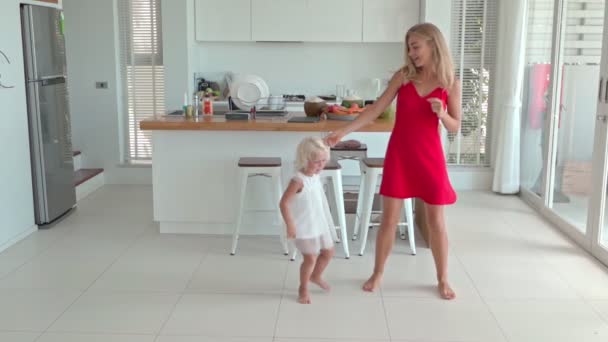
[348,103,361,113]
[197,87,222,99]
[341,95,364,109]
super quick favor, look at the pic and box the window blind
[450,0,498,165]
[117,0,164,161]
[526,0,604,64]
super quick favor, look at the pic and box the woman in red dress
[326,23,461,300]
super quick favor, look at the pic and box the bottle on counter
[193,95,199,116]
[203,95,214,115]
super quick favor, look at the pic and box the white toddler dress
[289,172,335,254]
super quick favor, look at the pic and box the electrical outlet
[95,81,108,89]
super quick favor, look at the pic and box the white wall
[0,1,37,251]
[196,42,403,99]
[63,0,151,184]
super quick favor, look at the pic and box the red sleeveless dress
[379,82,457,205]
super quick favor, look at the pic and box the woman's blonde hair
[295,136,329,171]
[401,23,455,89]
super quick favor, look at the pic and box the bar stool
[329,140,369,230]
[330,140,368,162]
[289,159,350,260]
[231,157,289,256]
[354,157,416,256]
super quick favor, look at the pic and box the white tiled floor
[1,186,608,341]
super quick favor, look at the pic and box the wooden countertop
[139,112,394,132]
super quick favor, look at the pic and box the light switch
[95,81,108,89]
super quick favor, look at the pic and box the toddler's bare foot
[438,281,456,300]
[298,286,311,304]
[310,277,331,291]
[362,273,382,292]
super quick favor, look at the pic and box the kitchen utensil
[229,74,270,110]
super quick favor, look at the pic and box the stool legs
[231,167,248,255]
[273,171,289,256]
[352,172,366,241]
[358,169,378,256]
[331,170,350,259]
[231,166,288,256]
[356,173,416,257]
[404,198,416,255]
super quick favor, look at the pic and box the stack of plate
[229,74,270,110]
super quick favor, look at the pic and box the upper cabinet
[251,0,307,41]
[195,0,420,43]
[195,0,251,41]
[303,0,362,42]
[251,0,362,42]
[363,0,420,43]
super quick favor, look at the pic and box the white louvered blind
[526,0,604,64]
[118,0,164,161]
[449,0,498,165]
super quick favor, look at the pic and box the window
[449,0,498,165]
[526,0,604,64]
[118,0,164,161]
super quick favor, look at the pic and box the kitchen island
[140,113,393,235]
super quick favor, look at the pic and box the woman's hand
[428,98,447,119]
[324,130,344,147]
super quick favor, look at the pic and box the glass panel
[521,0,556,197]
[550,0,605,232]
[602,185,608,247]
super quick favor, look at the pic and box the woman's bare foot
[438,281,455,300]
[298,286,311,304]
[310,277,331,291]
[362,273,382,292]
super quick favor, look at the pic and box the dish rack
[229,96,288,117]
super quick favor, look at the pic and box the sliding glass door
[520,0,608,263]
[590,11,608,264]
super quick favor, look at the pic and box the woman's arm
[429,80,462,133]
[325,71,404,146]
[279,179,303,239]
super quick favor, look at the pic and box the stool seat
[362,158,384,168]
[238,157,282,167]
[323,159,342,170]
[331,140,367,151]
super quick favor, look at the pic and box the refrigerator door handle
[26,80,49,222]
[41,76,66,87]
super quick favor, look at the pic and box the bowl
[304,100,328,117]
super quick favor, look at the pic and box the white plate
[230,74,270,110]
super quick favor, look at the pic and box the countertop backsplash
[195,42,402,100]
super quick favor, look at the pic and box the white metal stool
[289,159,350,260]
[354,157,416,256]
[231,157,289,256]
[329,141,368,234]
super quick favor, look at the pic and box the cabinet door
[195,0,251,41]
[251,0,307,41]
[304,0,362,42]
[363,0,420,42]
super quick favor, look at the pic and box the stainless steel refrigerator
[21,4,76,225]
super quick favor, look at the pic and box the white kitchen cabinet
[195,0,251,41]
[252,0,363,42]
[251,0,307,41]
[303,0,362,42]
[363,0,420,43]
